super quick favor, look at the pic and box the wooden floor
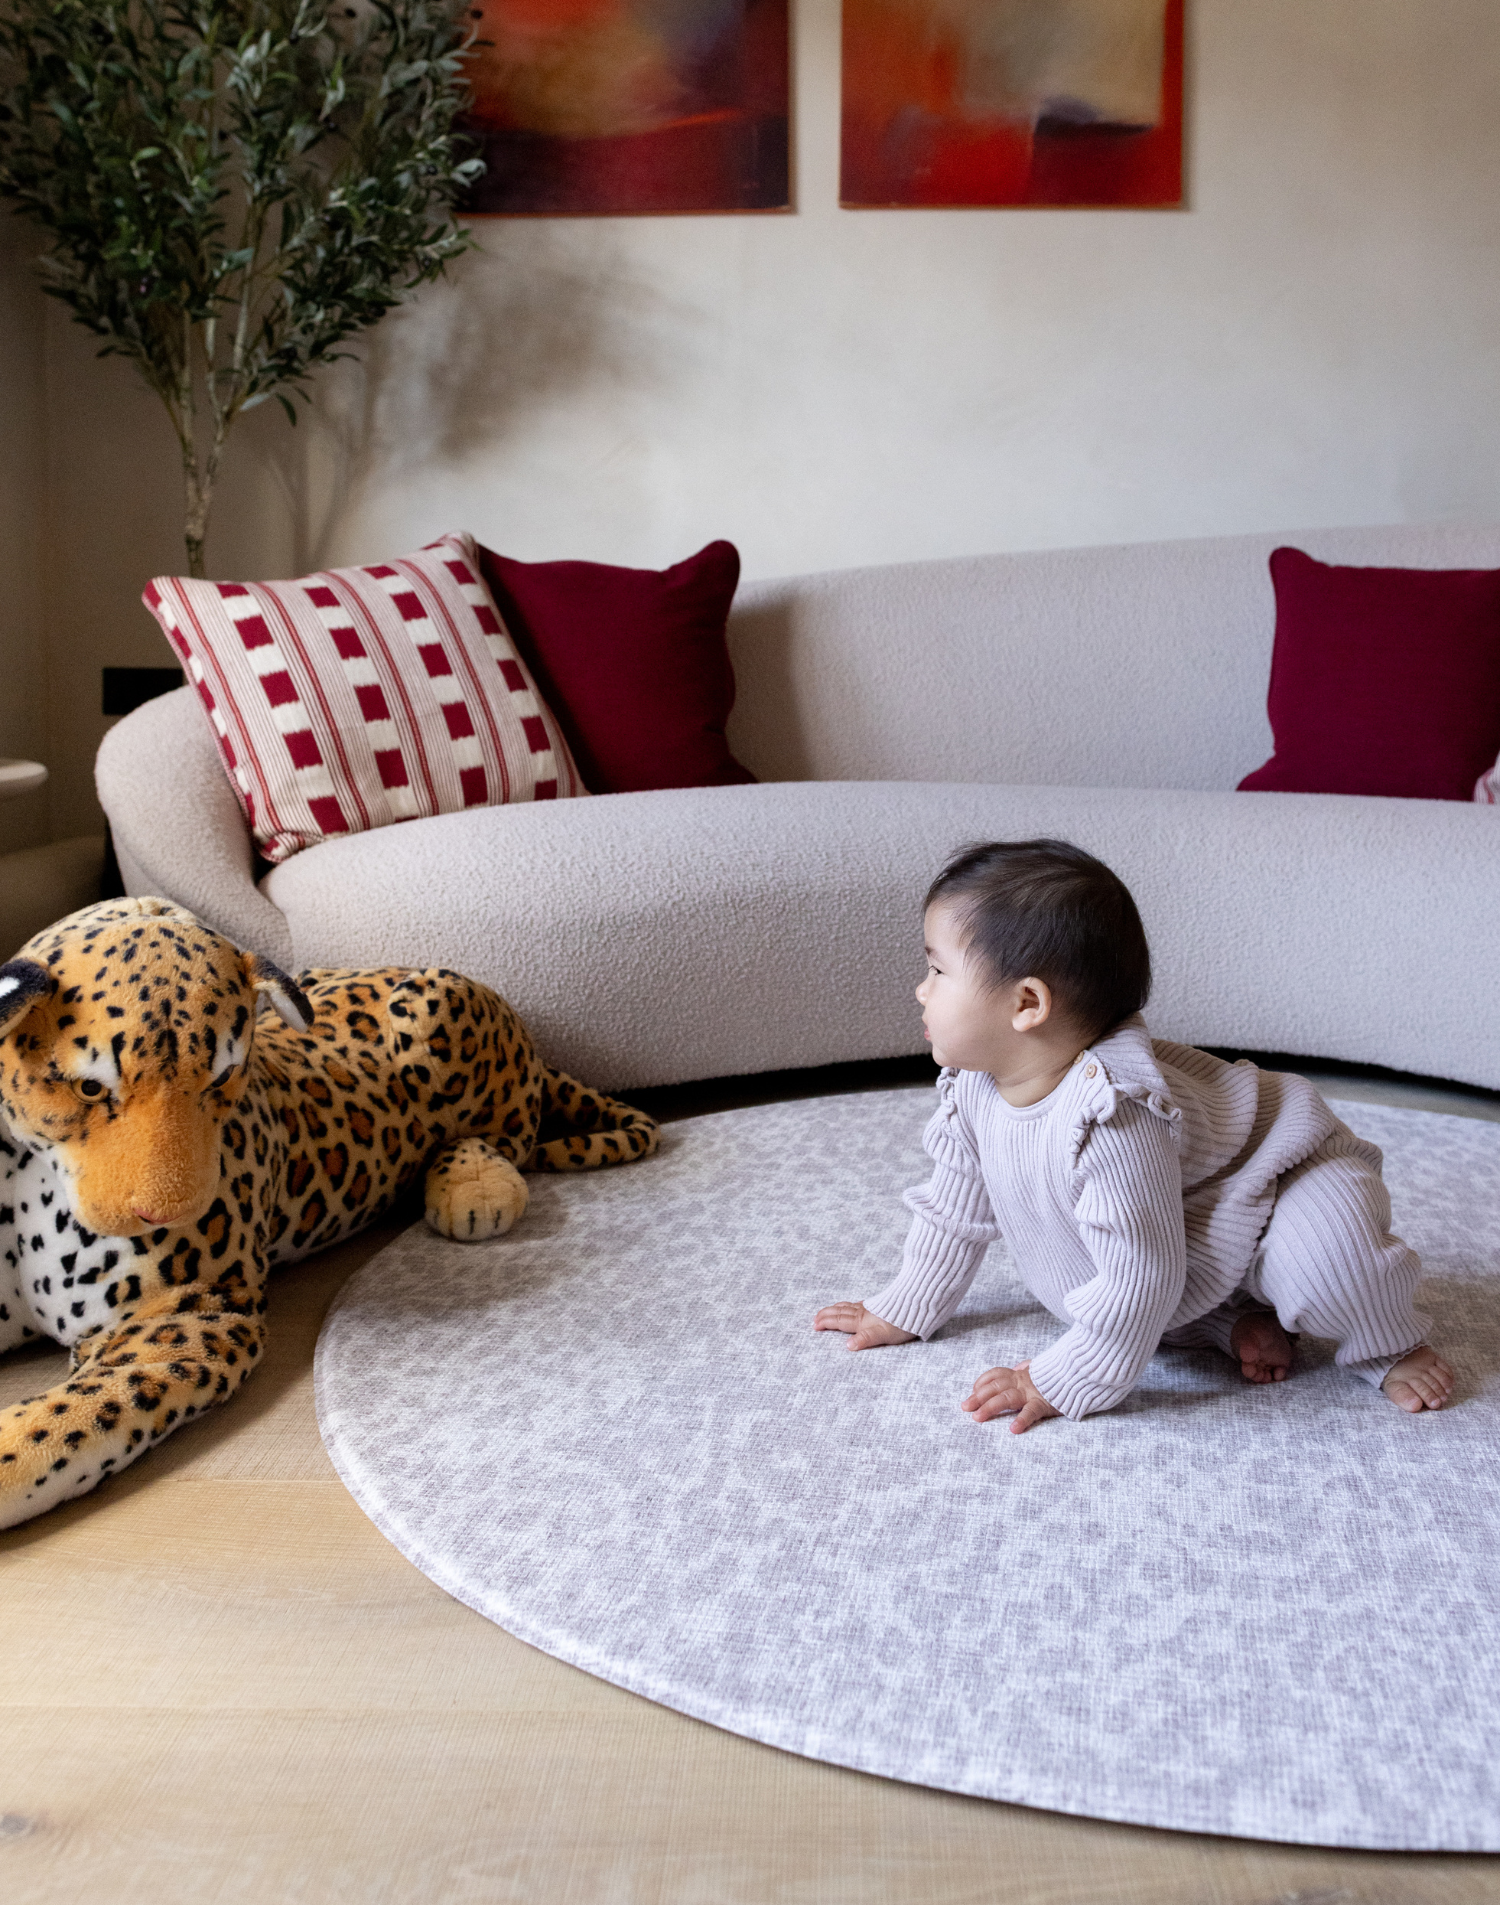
[4,1059,1500,1903]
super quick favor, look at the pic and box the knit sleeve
[1025,1095,1186,1419]
[861,1073,1001,1339]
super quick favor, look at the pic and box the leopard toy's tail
[530,1067,660,1172]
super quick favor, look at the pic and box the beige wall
[5,0,1500,841]
[0,217,48,854]
[36,308,297,852]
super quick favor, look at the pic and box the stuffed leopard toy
[0,897,658,1531]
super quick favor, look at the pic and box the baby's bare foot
[1381,1345,1453,1413]
[1229,1310,1294,1385]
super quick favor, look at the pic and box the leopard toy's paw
[424,1138,529,1240]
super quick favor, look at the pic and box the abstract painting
[842,0,1183,208]
[459,0,790,216]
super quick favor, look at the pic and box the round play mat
[315,1089,1500,1850]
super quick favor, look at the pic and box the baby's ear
[243,953,313,1033]
[0,960,56,1036]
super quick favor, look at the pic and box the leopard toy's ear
[0,960,56,1035]
[243,953,314,1033]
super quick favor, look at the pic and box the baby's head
[919,839,1151,1071]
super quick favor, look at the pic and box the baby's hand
[813,1301,919,1352]
[962,1360,1061,1435]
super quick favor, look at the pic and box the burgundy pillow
[1237,547,1500,800]
[476,540,755,795]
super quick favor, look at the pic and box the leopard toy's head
[0,897,311,1237]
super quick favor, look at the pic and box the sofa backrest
[725,523,1500,790]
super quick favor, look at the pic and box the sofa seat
[254,778,1496,1093]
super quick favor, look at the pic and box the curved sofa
[96,522,1500,1093]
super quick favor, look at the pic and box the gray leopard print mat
[314,1090,1500,1850]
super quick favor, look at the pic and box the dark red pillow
[1237,547,1500,800]
[477,540,755,795]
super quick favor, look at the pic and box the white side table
[0,759,46,799]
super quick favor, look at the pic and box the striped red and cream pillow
[142,532,585,864]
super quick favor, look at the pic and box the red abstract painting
[460,0,790,215]
[842,0,1183,208]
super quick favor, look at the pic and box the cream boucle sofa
[96,523,1500,1092]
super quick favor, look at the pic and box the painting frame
[458,0,792,219]
[841,0,1184,211]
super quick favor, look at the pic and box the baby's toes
[1231,1315,1293,1387]
[1409,1349,1453,1408]
[1382,1348,1454,1411]
[1412,1367,1452,1408]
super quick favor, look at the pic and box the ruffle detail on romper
[918,1067,988,1180]
[1066,1015,1183,1166]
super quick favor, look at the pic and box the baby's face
[916,903,1015,1073]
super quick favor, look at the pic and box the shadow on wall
[262,224,685,573]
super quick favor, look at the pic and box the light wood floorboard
[3,1068,1499,1903]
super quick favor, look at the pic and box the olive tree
[0,0,481,575]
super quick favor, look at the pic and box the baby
[815,838,1453,1430]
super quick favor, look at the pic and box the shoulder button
[1084,1064,1097,1079]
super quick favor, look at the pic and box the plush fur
[0,898,658,1530]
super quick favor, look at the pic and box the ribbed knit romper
[863,1015,1429,1418]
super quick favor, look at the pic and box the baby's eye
[206,1066,236,1093]
[75,1078,108,1100]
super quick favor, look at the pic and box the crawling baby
[815,838,1452,1430]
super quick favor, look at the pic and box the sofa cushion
[143,533,585,864]
[1237,547,1500,801]
[479,540,755,793]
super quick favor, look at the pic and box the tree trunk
[181,425,226,581]
[180,422,208,580]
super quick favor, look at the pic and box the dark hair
[924,839,1151,1040]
